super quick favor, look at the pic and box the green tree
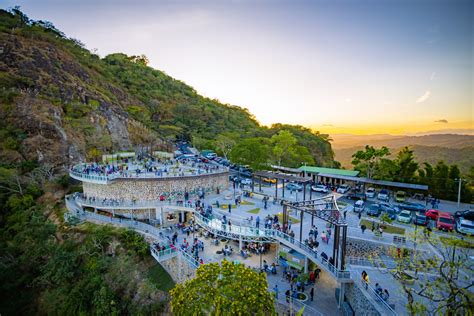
[229,138,270,170]
[395,147,419,183]
[170,260,275,315]
[351,145,390,179]
[374,158,398,181]
[385,231,473,315]
[271,130,297,166]
[215,133,237,159]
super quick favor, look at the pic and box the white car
[354,200,365,213]
[337,185,350,194]
[366,187,376,198]
[456,218,474,235]
[240,178,252,185]
[377,189,390,201]
[311,184,328,193]
[397,210,412,223]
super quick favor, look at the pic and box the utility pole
[457,178,462,208]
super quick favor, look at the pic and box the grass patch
[147,263,175,292]
[440,236,474,249]
[247,208,261,214]
[276,213,300,224]
[220,204,236,209]
[241,200,255,206]
[359,219,405,235]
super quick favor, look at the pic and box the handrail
[69,164,229,183]
[67,196,350,280]
[353,276,397,315]
[346,256,397,269]
[192,211,351,280]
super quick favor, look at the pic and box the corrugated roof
[315,173,428,191]
[299,166,360,177]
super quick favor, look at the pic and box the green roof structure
[299,166,360,177]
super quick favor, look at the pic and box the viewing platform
[70,160,229,185]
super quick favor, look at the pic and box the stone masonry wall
[159,255,196,284]
[346,237,392,258]
[343,282,381,316]
[83,172,228,201]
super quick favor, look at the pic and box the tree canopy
[170,260,275,315]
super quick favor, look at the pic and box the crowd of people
[71,156,225,180]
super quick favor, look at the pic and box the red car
[425,209,440,221]
[436,213,455,232]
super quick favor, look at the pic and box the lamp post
[456,178,462,208]
[259,242,263,271]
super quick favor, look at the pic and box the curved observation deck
[70,161,229,185]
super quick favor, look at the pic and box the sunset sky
[5,0,473,135]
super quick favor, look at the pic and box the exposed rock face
[0,32,157,169]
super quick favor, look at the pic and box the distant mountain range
[331,134,474,174]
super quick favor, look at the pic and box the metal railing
[192,211,351,280]
[346,256,398,269]
[353,276,397,315]
[280,296,324,316]
[69,163,228,184]
[66,199,200,268]
[150,246,178,261]
[67,196,351,281]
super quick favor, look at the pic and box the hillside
[334,145,474,174]
[331,133,474,149]
[0,9,335,314]
[0,8,334,170]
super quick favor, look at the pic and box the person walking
[358,212,362,220]
[256,216,260,228]
[310,287,314,301]
[273,284,279,299]
[343,210,347,219]
[361,224,366,234]
[228,203,232,213]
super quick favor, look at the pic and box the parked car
[337,184,351,194]
[286,183,303,191]
[263,177,277,184]
[397,202,425,213]
[436,213,455,232]
[377,189,390,201]
[395,191,407,203]
[366,187,376,198]
[397,210,413,223]
[454,210,474,221]
[456,217,474,235]
[354,200,365,213]
[367,204,382,217]
[347,191,367,201]
[383,206,400,220]
[425,209,441,221]
[241,178,252,185]
[414,214,428,226]
[311,184,328,193]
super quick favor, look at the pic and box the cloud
[416,91,431,103]
[344,98,352,103]
[434,119,448,123]
[430,72,436,81]
[322,124,333,127]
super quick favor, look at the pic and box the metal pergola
[252,171,312,200]
[282,196,349,270]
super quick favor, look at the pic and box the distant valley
[331,134,474,173]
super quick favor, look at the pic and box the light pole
[259,242,263,271]
[456,178,462,208]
